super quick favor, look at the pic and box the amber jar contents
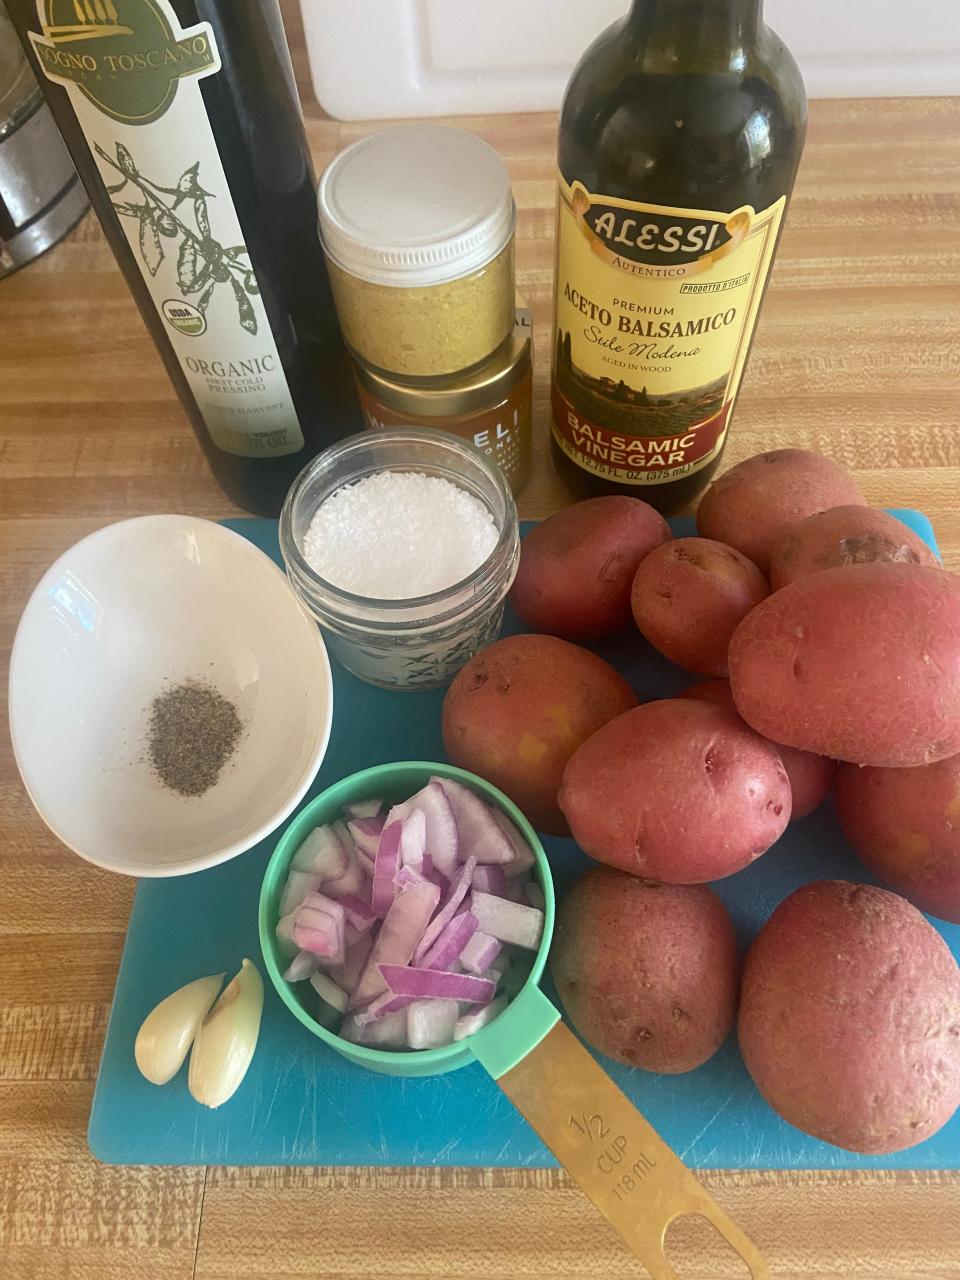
[318,125,517,379]
[353,313,533,497]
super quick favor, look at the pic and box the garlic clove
[188,958,264,1109]
[135,973,225,1086]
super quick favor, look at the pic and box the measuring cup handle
[476,1002,770,1280]
[469,980,560,1077]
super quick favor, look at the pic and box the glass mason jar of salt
[280,430,520,690]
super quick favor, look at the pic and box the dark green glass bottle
[551,0,806,513]
[7,0,361,516]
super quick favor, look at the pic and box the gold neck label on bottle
[29,0,304,459]
[552,174,785,486]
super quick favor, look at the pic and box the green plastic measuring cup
[260,761,557,1078]
[259,761,769,1279]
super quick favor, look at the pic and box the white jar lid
[317,125,516,289]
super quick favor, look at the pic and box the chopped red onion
[383,798,409,826]
[293,920,344,966]
[310,970,348,1013]
[279,782,542,1051]
[301,890,346,917]
[407,999,459,1049]
[471,865,506,896]
[344,797,384,820]
[404,780,459,877]
[331,931,373,993]
[361,1009,409,1047]
[378,964,495,1005]
[293,914,343,964]
[275,911,298,955]
[351,877,441,1008]
[322,843,367,899]
[470,890,544,950]
[492,809,537,878]
[348,816,385,857]
[420,910,479,971]
[354,847,376,877]
[399,808,427,870]
[341,1009,408,1048]
[353,989,413,1025]
[293,892,346,964]
[526,881,546,912]
[433,776,514,864]
[338,893,377,933]
[283,950,320,982]
[291,824,348,879]
[454,994,508,1041]
[459,929,502,976]
[279,869,322,918]
[331,818,355,851]
[371,821,402,916]
[413,856,476,962]
[344,922,365,949]
[421,857,445,889]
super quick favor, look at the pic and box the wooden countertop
[1,3,959,1274]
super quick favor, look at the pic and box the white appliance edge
[299,0,960,121]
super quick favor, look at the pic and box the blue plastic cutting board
[89,511,960,1169]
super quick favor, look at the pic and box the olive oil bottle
[6,0,361,516]
[552,0,806,512]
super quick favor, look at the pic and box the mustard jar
[317,125,516,380]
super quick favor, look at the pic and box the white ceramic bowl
[8,516,334,877]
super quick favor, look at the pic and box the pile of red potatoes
[441,448,960,1156]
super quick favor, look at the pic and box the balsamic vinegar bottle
[551,0,806,513]
[7,0,361,516]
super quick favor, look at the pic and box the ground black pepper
[148,681,242,798]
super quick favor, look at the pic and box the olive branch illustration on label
[94,141,259,334]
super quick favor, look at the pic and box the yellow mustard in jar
[317,125,517,379]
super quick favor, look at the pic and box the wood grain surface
[1,2,959,1275]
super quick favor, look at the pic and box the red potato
[680,679,835,820]
[729,562,960,767]
[770,504,938,591]
[678,678,742,713]
[738,880,960,1153]
[835,756,960,924]
[697,449,867,573]
[551,869,738,1073]
[510,496,671,640]
[442,634,637,836]
[558,699,791,883]
[630,537,768,677]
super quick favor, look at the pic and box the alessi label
[29,0,303,458]
[552,175,785,485]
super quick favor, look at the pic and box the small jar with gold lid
[352,311,533,498]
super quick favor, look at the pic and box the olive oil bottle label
[552,175,785,485]
[29,0,304,458]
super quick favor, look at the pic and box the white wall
[301,0,960,121]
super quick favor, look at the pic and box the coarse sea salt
[302,470,499,599]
